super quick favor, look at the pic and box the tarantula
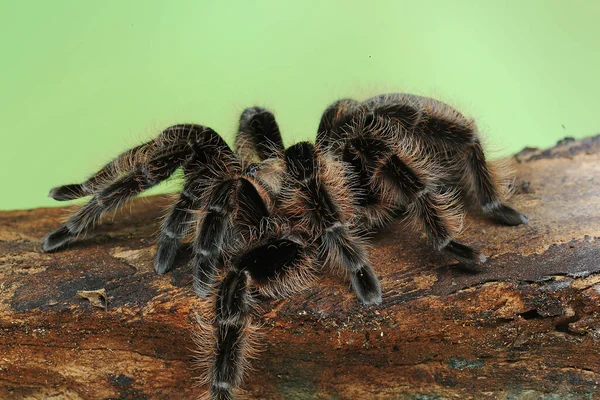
[41,93,527,399]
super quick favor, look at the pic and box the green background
[1,1,599,211]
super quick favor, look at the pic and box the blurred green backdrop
[1,1,599,210]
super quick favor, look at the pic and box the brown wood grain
[1,136,599,399]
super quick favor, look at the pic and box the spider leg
[209,269,250,400]
[42,125,228,253]
[362,95,527,225]
[48,124,216,202]
[322,224,382,305]
[468,137,528,226]
[340,130,404,229]
[284,142,382,305]
[202,168,313,398]
[343,130,484,265]
[155,128,238,275]
[191,178,236,297]
[363,93,476,149]
[42,151,184,252]
[48,142,152,201]
[385,153,486,264]
[208,231,315,399]
[319,94,475,153]
[235,106,284,169]
[153,165,204,274]
[192,175,270,297]
[49,121,199,201]
[410,189,486,264]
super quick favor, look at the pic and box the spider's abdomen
[364,93,476,137]
[329,93,479,151]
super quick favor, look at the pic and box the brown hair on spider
[41,93,527,399]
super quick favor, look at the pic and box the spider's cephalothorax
[42,93,527,399]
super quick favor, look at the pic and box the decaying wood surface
[1,136,599,400]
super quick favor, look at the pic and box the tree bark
[1,135,599,400]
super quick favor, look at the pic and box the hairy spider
[41,93,527,399]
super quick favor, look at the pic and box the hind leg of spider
[339,95,522,225]
[468,137,528,226]
[412,190,486,265]
[381,153,486,265]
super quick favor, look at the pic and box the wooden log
[1,135,599,399]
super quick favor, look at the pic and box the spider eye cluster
[242,163,260,178]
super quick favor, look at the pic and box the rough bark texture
[1,136,599,400]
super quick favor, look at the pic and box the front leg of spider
[154,131,233,274]
[42,125,207,253]
[209,236,314,399]
[157,109,284,276]
[41,125,239,284]
[153,162,202,274]
[283,142,382,305]
[191,177,263,298]
[206,183,315,399]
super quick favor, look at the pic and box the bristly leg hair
[43,92,529,399]
[192,311,262,400]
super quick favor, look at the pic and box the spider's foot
[41,226,74,252]
[48,184,87,201]
[350,265,382,306]
[444,240,487,265]
[154,238,178,274]
[485,203,528,226]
